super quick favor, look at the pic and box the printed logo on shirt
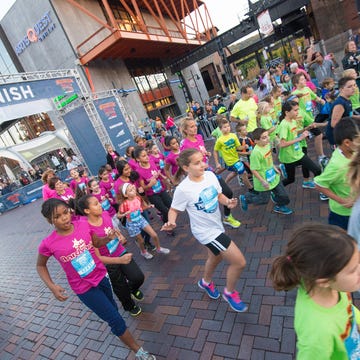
[194,185,218,213]
[223,138,236,151]
[101,198,111,211]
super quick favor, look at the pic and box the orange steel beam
[158,0,187,41]
[195,2,210,40]
[182,1,198,39]
[129,0,148,34]
[151,0,172,40]
[101,0,118,29]
[119,0,148,35]
[65,0,112,30]
[139,0,171,40]
[203,3,215,36]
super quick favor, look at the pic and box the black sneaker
[129,305,142,317]
[132,289,144,301]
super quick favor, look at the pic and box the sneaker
[135,347,156,360]
[222,290,248,312]
[156,247,170,254]
[239,194,248,212]
[223,214,241,228]
[132,289,144,301]
[319,192,329,201]
[319,156,329,171]
[279,163,287,179]
[238,176,245,186]
[141,251,154,260]
[270,191,276,203]
[144,242,156,251]
[302,181,315,189]
[198,279,220,299]
[129,305,142,317]
[273,205,293,215]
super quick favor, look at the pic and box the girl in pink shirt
[41,169,56,200]
[37,198,155,359]
[164,136,180,184]
[78,195,145,317]
[118,183,170,260]
[49,177,74,203]
[98,166,116,204]
[69,168,88,192]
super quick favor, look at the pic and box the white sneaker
[135,347,156,360]
[141,251,154,260]
[156,247,170,254]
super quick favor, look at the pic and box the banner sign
[94,96,134,156]
[0,77,80,108]
[62,107,105,176]
[257,10,274,36]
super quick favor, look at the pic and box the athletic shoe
[144,242,157,251]
[222,290,248,312]
[197,279,220,299]
[319,156,329,171]
[135,347,156,360]
[129,305,142,317]
[131,290,144,301]
[273,205,293,215]
[223,214,241,228]
[239,195,248,211]
[141,251,154,260]
[279,163,287,179]
[270,191,276,203]
[238,176,245,186]
[302,181,315,189]
[156,247,170,254]
[319,193,329,201]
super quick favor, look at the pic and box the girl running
[162,148,247,312]
[270,223,360,359]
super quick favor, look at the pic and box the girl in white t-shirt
[161,148,248,312]
[37,198,156,360]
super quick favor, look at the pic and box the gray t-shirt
[347,196,360,248]
[310,59,335,84]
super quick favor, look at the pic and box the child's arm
[218,193,238,208]
[213,150,222,170]
[93,247,133,265]
[279,131,309,148]
[36,254,69,301]
[140,177,157,191]
[251,169,270,189]
[315,184,354,208]
[161,208,179,231]
[91,228,118,248]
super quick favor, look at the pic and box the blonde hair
[41,169,55,184]
[348,136,360,198]
[180,117,196,137]
[342,68,357,78]
[256,101,270,127]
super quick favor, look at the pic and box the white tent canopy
[0,128,71,168]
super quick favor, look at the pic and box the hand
[51,284,69,301]
[302,130,309,139]
[226,198,238,209]
[341,197,355,208]
[261,180,270,189]
[148,178,158,187]
[320,99,325,106]
[107,228,118,240]
[161,222,177,231]
[119,253,132,264]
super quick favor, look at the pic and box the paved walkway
[1,143,357,359]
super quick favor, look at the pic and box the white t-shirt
[171,171,224,244]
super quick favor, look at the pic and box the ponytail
[348,136,360,198]
[173,148,201,183]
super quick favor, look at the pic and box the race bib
[71,249,96,277]
[233,161,245,174]
[101,199,111,211]
[265,168,276,183]
[106,238,119,254]
[159,159,165,169]
[151,179,162,193]
[110,188,116,198]
[305,100,312,112]
[344,306,360,359]
[130,209,141,222]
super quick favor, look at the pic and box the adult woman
[342,40,360,74]
[105,144,120,169]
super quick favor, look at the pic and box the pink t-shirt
[99,178,116,200]
[38,221,107,294]
[128,159,139,171]
[136,163,165,196]
[165,151,180,175]
[55,187,74,203]
[87,212,126,258]
[120,197,143,221]
[92,189,116,217]
[42,184,56,200]
[70,177,88,192]
[149,153,165,171]
[180,135,208,163]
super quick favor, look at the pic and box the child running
[119,183,170,260]
[239,128,292,215]
[37,198,156,360]
[161,148,248,312]
[164,136,180,185]
[77,194,145,317]
[270,223,360,359]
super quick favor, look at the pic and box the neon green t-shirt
[314,148,352,216]
[214,133,240,166]
[295,285,360,360]
[249,144,280,191]
[350,86,360,111]
[292,87,317,126]
[230,98,258,132]
[273,97,282,120]
[211,127,222,139]
[277,119,304,163]
[260,115,276,141]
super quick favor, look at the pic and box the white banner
[257,10,273,36]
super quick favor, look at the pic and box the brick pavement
[1,142,358,359]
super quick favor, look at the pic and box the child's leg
[134,234,146,252]
[300,155,321,179]
[301,147,310,180]
[119,259,145,294]
[241,171,253,189]
[282,161,297,186]
[225,172,237,184]
[203,248,223,283]
[271,183,290,206]
[142,224,161,248]
[148,192,170,223]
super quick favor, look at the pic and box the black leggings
[282,155,321,186]
[218,176,233,217]
[148,191,172,223]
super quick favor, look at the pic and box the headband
[122,182,130,196]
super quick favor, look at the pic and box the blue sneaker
[270,191,276,203]
[222,290,248,312]
[239,194,248,211]
[302,181,315,189]
[198,279,220,299]
[319,192,329,201]
[273,205,293,215]
[279,164,287,179]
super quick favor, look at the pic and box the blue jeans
[77,276,127,337]
[244,182,289,207]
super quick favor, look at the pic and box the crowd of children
[37,57,360,359]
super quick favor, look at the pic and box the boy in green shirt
[239,128,292,215]
[314,117,358,230]
[213,119,253,190]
